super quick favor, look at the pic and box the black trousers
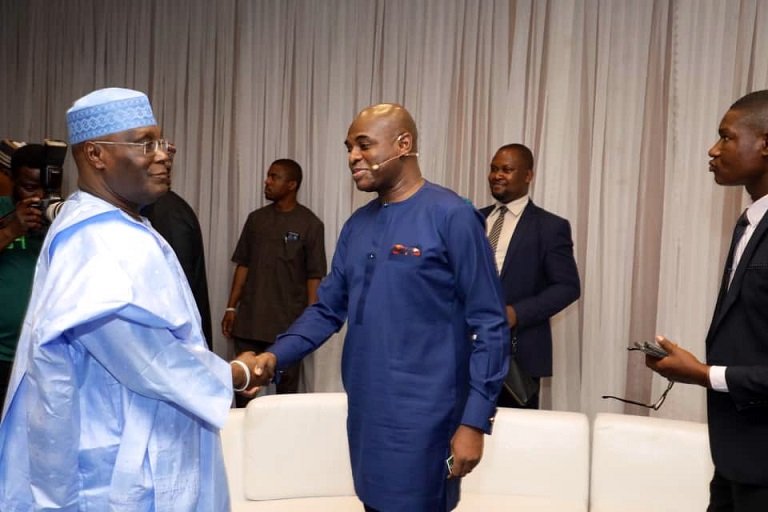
[708,470,768,511]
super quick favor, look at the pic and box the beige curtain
[2,0,768,421]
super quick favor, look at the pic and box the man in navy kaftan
[254,103,509,511]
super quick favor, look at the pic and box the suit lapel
[500,202,536,278]
[711,212,768,335]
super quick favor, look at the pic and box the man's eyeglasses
[91,139,175,156]
[602,379,674,411]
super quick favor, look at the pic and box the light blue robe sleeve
[69,312,232,428]
[33,212,233,430]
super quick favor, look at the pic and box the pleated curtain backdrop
[1,0,767,422]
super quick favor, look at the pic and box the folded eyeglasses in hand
[601,340,672,410]
[628,340,668,359]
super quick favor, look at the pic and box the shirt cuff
[460,390,497,434]
[709,365,728,392]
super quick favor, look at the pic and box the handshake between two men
[230,352,279,398]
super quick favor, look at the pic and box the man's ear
[83,142,107,170]
[396,132,413,153]
[762,133,768,157]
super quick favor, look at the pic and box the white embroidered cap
[66,88,157,144]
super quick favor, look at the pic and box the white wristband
[231,360,250,392]
[225,307,237,313]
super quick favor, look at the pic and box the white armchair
[221,392,360,511]
[221,393,591,511]
[458,408,590,511]
[589,413,713,512]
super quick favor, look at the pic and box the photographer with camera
[0,140,26,197]
[0,143,62,408]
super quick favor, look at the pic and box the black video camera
[36,139,67,222]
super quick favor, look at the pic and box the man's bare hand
[645,335,710,388]
[505,305,517,328]
[231,352,260,397]
[448,424,484,479]
[238,351,277,388]
[221,310,236,338]
[11,197,43,235]
[231,351,277,397]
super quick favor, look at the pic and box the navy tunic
[270,181,509,511]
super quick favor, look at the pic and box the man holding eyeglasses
[0,88,259,511]
[647,90,768,511]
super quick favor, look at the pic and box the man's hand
[221,310,236,338]
[645,335,710,388]
[11,197,43,235]
[237,351,277,388]
[505,305,517,328]
[448,424,484,479]
[231,351,278,398]
[231,351,260,398]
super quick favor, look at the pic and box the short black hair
[10,143,45,180]
[272,158,303,190]
[729,90,768,132]
[495,143,534,170]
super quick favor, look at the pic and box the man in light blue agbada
[0,88,259,511]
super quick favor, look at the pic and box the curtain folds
[2,0,767,421]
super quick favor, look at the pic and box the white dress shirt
[710,194,768,392]
[486,195,529,274]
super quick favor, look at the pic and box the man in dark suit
[142,189,213,350]
[481,143,580,409]
[647,90,768,511]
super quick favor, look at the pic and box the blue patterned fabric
[66,88,157,144]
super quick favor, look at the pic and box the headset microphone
[371,152,419,171]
